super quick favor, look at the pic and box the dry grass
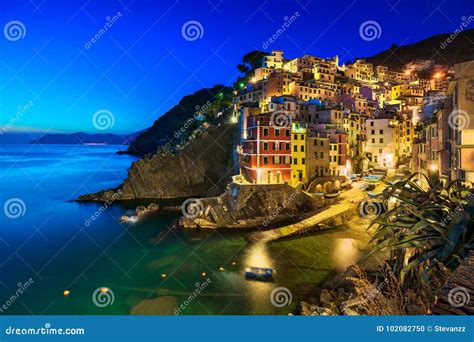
[348,264,449,315]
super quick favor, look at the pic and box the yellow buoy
[201,272,207,277]
[219,267,225,272]
[161,273,167,279]
[63,290,70,297]
[100,287,110,294]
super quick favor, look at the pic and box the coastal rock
[319,289,334,304]
[77,124,236,202]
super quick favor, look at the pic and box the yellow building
[291,122,307,186]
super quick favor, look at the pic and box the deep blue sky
[0,0,472,134]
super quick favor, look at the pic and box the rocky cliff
[126,85,232,156]
[77,123,237,202]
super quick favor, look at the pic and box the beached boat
[360,183,376,191]
[324,192,340,199]
[245,267,273,281]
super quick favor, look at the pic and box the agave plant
[368,173,474,284]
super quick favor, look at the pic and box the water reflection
[243,242,275,313]
[332,238,361,272]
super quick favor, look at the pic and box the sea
[0,144,369,315]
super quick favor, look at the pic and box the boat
[119,215,130,222]
[324,192,340,199]
[360,183,376,191]
[245,267,274,281]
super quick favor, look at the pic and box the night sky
[0,0,472,134]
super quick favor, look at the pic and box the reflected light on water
[243,242,275,313]
[245,242,273,269]
[332,238,360,272]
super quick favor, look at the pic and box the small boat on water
[245,267,274,282]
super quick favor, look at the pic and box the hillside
[362,29,474,70]
[126,85,233,156]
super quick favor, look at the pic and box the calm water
[0,144,370,315]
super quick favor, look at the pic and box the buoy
[201,272,207,277]
[219,267,225,272]
[231,261,236,266]
[100,287,110,294]
[161,273,167,279]
[63,290,70,297]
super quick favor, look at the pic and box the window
[379,149,382,154]
[380,129,383,134]
[275,142,280,150]
[294,134,298,140]
[294,145,298,152]
[320,152,324,158]
[300,134,304,140]
[302,158,306,165]
[275,129,280,137]
[371,130,375,135]
[370,121,374,126]
[285,129,290,136]
[285,143,290,150]
[274,156,281,164]
[294,158,298,165]
[300,146,305,152]
[380,138,383,143]
[372,138,375,143]
[263,157,269,164]
[263,128,269,136]
[263,142,268,150]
